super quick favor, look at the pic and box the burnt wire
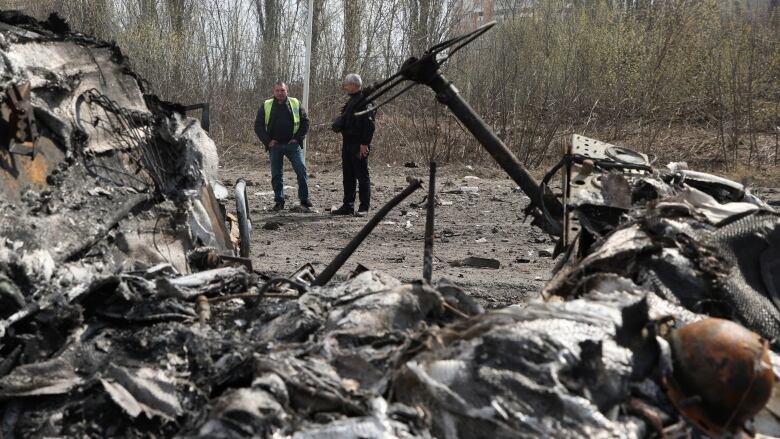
[77,88,174,192]
[83,89,167,184]
[77,91,152,184]
[152,213,175,268]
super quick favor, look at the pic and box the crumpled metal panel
[0,17,229,277]
[392,291,643,438]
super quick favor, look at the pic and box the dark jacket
[332,91,375,146]
[254,98,310,148]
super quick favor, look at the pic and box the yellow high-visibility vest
[264,97,300,135]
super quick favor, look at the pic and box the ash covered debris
[1,11,780,439]
[544,151,780,345]
[0,10,230,273]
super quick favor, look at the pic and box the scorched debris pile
[0,12,779,439]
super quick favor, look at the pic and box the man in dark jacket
[254,81,311,211]
[331,73,375,216]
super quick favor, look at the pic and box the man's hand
[290,139,299,144]
[359,144,369,158]
[268,139,278,148]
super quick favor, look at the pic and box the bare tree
[166,0,192,34]
[407,0,430,54]
[257,0,281,91]
[344,0,361,74]
[7,0,778,169]
[310,0,327,85]
[138,0,159,24]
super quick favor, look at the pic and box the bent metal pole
[393,53,563,235]
[422,161,436,283]
[302,0,313,162]
[429,73,562,233]
[313,179,423,286]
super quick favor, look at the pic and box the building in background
[455,0,539,33]
[455,0,494,34]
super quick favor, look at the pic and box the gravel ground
[220,158,557,309]
[219,152,780,309]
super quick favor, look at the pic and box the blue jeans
[269,143,309,203]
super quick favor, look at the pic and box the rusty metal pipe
[313,179,423,286]
[423,161,436,283]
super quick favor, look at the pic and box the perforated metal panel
[563,135,651,247]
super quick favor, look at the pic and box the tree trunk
[414,0,430,54]
[344,0,361,74]
[257,0,281,92]
[166,0,189,35]
[310,0,326,86]
[139,0,159,24]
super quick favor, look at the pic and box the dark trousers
[341,142,370,209]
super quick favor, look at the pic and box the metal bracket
[220,255,253,272]
[182,103,210,132]
[290,263,316,286]
[563,135,652,249]
[1,81,38,157]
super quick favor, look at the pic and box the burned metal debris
[1,12,779,439]
[665,318,773,437]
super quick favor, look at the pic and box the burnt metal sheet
[0,81,67,202]
[562,135,652,248]
[0,136,65,202]
[196,182,233,253]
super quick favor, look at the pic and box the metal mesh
[77,88,175,192]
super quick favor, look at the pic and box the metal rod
[302,0,314,162]
[354,81,416,116]
[360,76,406,110]
[423,161,436,283]
[313,179,423,286]
[357,22,562,235]
[426,71,563,235]
[64,193,153,262]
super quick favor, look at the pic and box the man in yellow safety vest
[254,81,311,211]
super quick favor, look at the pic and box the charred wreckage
[0,13,779,439]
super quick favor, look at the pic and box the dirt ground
[219,151,780,310]
[219,157,556,309]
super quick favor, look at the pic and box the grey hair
[344,73,362,88]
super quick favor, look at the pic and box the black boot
[331,204,354,215]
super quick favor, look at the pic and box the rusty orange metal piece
[1,82,66,202]
[1,136,64,202]
[664,318,774,436]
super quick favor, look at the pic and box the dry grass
[724,165,780,188]
[219,122,780,189]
